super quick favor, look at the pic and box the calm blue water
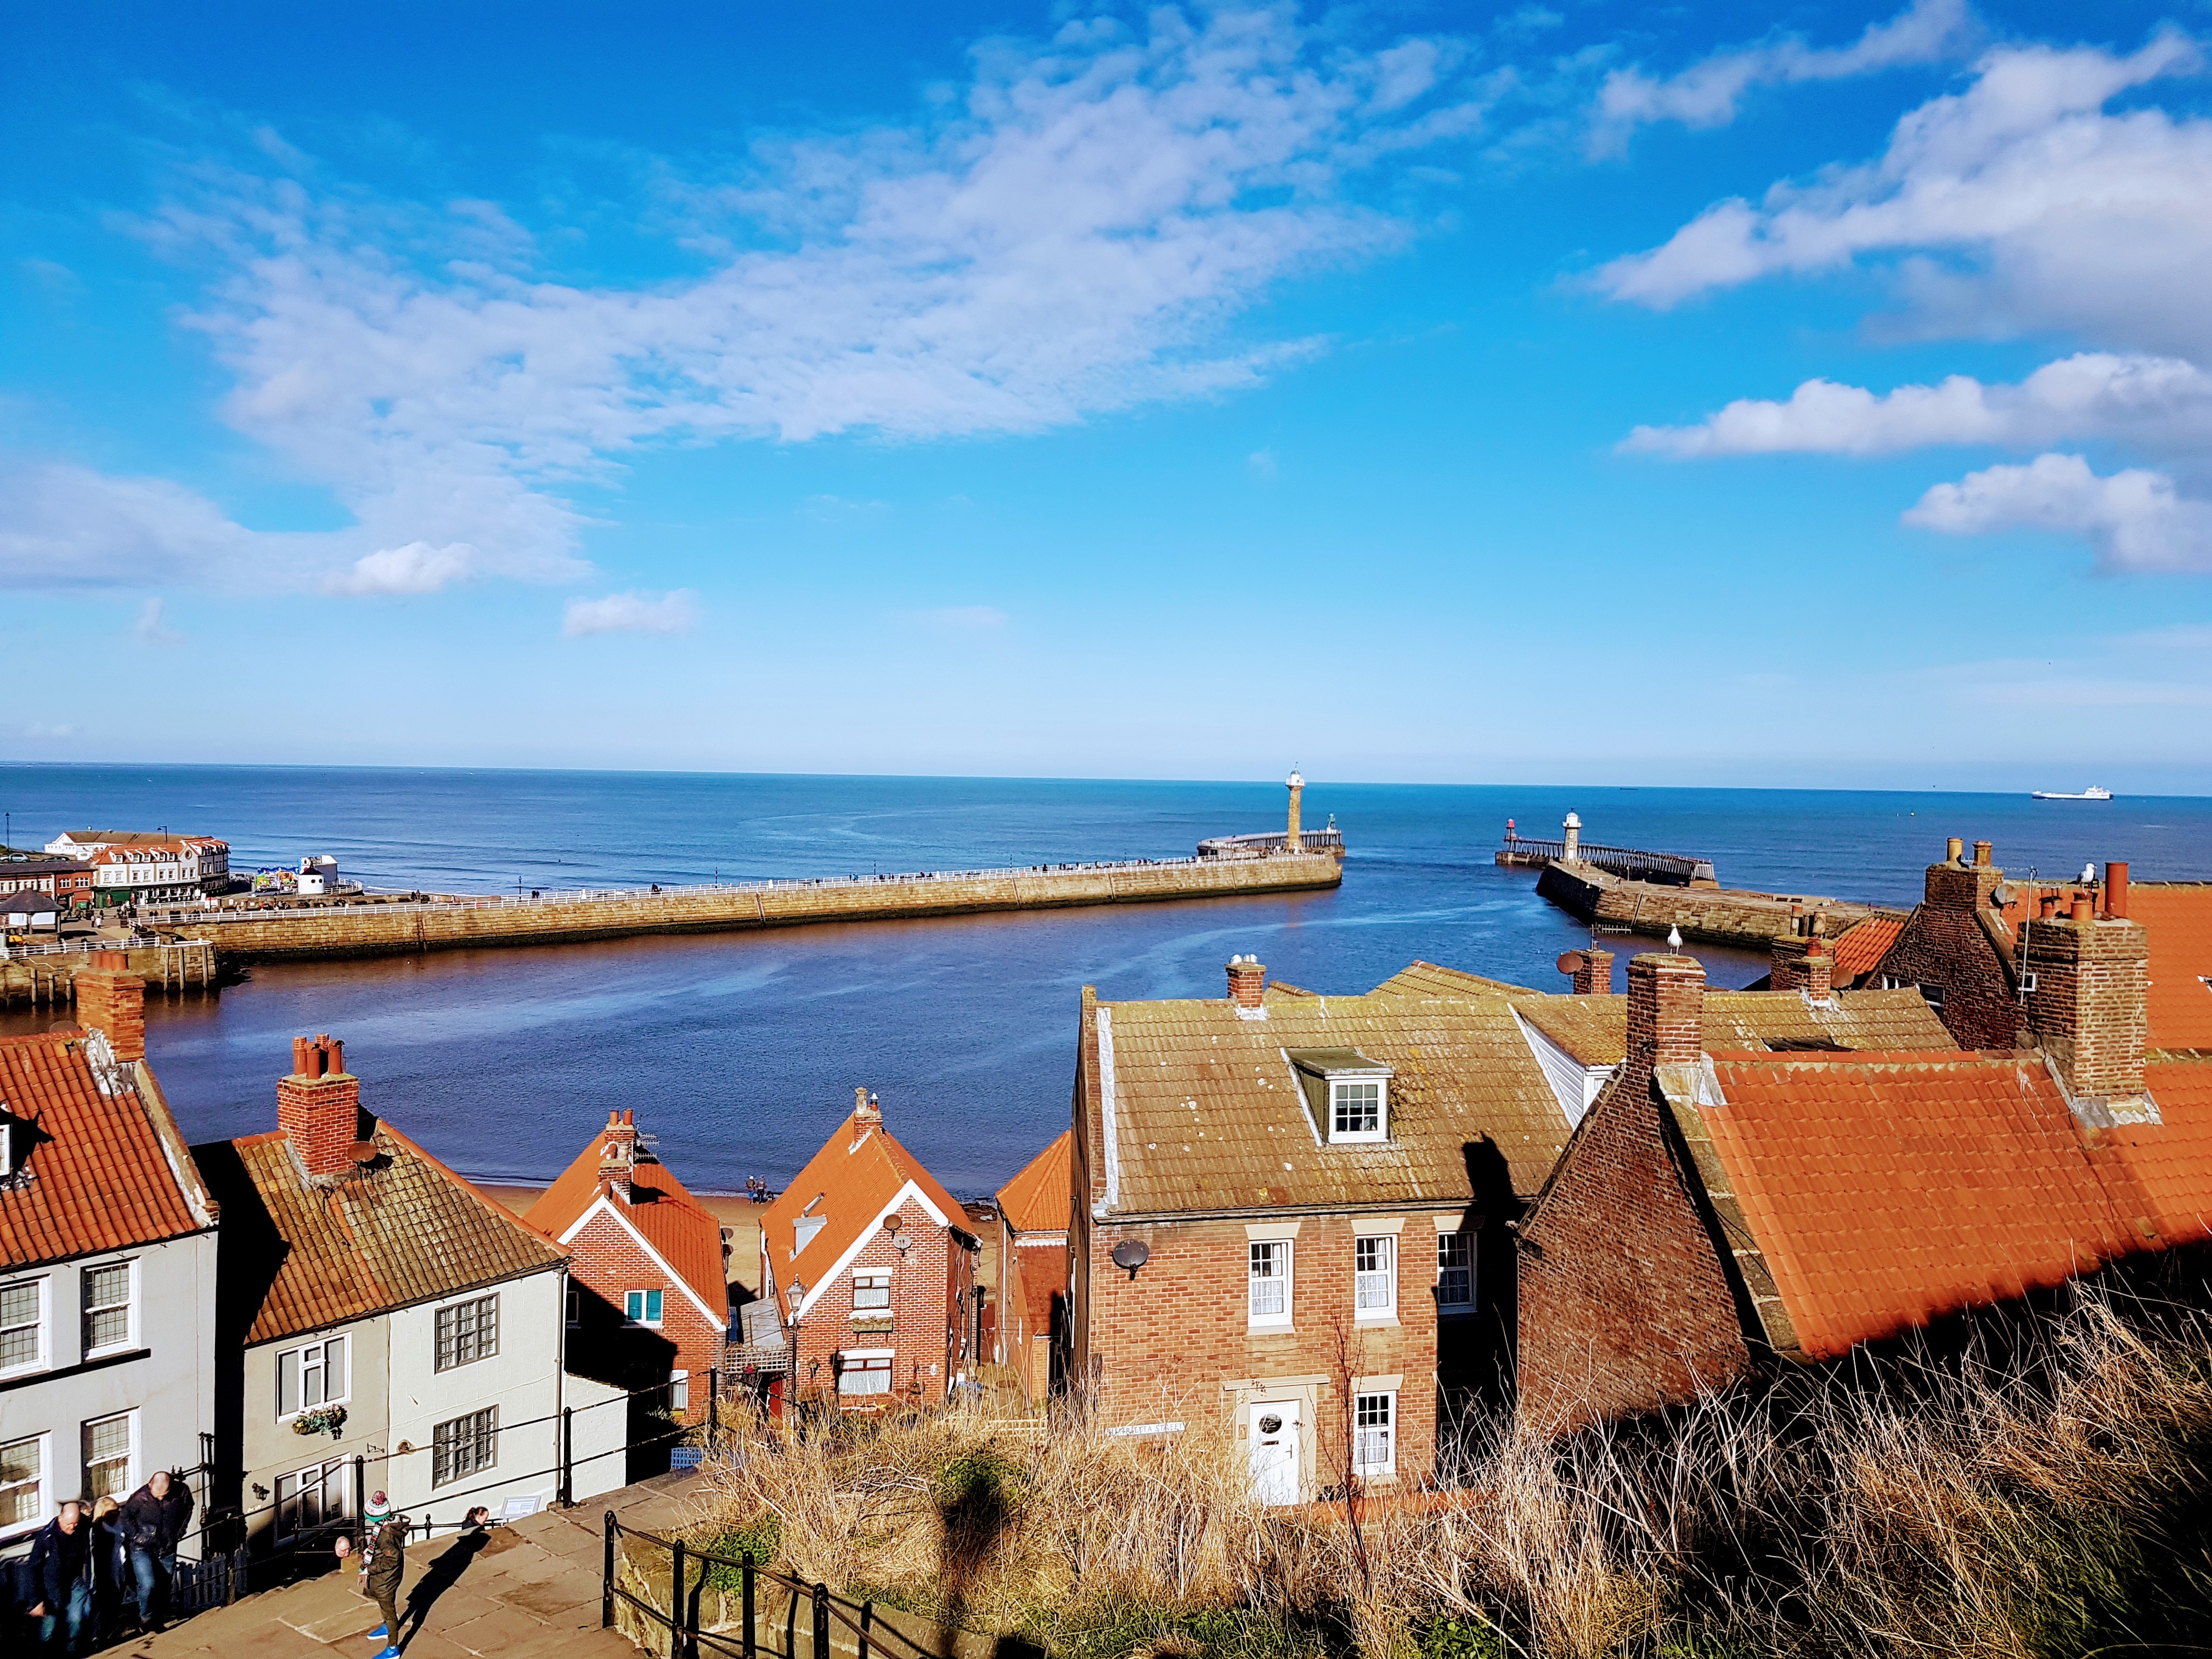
[4,765,2207,1194]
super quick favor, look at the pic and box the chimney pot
[1946,836,1964,863]
[1972,840,1992,868]
[2104,861,2129,918]
[2071,893,2094,922]
[278,1034,365,1177]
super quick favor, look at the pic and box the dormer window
[1285,1049,1392,1144]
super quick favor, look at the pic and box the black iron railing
[605,1515,948,1659]
[1499,835,1712,885]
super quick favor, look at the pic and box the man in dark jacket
[26,1499,94,1654]
[119,1470,193,1630]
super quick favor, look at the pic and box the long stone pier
[0,939,219,1008]
[159,851,1346,963]
[1536,861,1903,950]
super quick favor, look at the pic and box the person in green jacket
[361,1517,407,1658]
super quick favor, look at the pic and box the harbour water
[4,765,2207,1194]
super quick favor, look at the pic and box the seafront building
[759,1090,980,1406]
[40,831,233,907]
[1068,952,1960,1500]
[527,1110,731,1476]
[192,1034,606,1552]
[991,1130,1070,1403]
[0,855,98,902]
[0,957,219,1556]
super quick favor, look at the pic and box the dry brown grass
[690,1294,2212,1659]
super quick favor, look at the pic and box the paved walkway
[122,1474,710,1659]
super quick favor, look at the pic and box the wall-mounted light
[1110,1239,1150,1281]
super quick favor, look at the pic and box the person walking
[25,1498,95,1654]
[87,1496,132,1641]
[362,1515,407,1659]
[119,1469,193,1632]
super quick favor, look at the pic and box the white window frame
[434,1293,500,1371]
[1353,1235,1396,1322]
[81,1257,137,1358]
[837,1349,895,1397]
[0,1275,48,1378]
[851,1272,892,1311]
[623,1288,665,1327]
[1436,1232,1475,1315]
[1248,1239,1294,1330]
[275,1334,349,1420]
[0,1430,48,1541]
[82,1408,137,1502]
[1328,1079,1386,1143]
[431,1406,498,1488]
[1352,1391,1396,1477]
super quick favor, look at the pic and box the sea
[4,765,2207,1197]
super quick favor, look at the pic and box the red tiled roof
[0,1034,212,1268]
[761,1109,967,1315]
[1830,916,1904,981]
[2097,1058,2212,1247]
[526,1127,727,1317]
[995,1131,1070,1237]
[1695,1051,2135,1360]
[196,1120,566,1345]
[2132,885,2212,1049]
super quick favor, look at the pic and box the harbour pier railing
[1496,834,1715,887]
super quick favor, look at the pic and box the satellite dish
[1110,1239,1150,1279]
[891,1232,913,1252]
[1556,950,1586,976]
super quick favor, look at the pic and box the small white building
[1,960,221,1562]
[195,1036,589,1552]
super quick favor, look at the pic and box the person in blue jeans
[26,1498,95,1654]
[119,1470,193,1632]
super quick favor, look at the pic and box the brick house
[1517,926,2212,1429]
[759,1090,980,1407]
[526,1110,730,1414]
[193,1035,585,1547]
[0,958,219,1558]
[992,1130,1070,1404]
[0,857,97,901]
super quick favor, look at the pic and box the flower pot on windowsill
[293,1406,348,1439]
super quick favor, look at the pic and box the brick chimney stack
[1626,953,1706,1077]
[853,1086,882,1127]
[2024,905,2150,1113]
[1801,934,1832,1002]
[278,1033,365,1178]
[1925,836,2005,913]
[597,1109,637,1199]
[1572,949,1613,995]
[1226,955,1267,1012]
[73,949,145,1065]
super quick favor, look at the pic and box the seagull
[1668,924,1684,951]
[2079,861,2096,884]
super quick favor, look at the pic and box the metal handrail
[607,1514,946,1659]
[1498,836,1707,882]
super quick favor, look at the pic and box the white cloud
[0,460,252,588]
[19,8,1485,599]
[1594,32,2207,340]
[132,598,184,644]
[1593,0,1971,149]
[329,541,479,595]
[1624,352,2212,457]
[562,589,701,637]
[1903,453,2212,573]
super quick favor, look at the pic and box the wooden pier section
[149,850,1346,964]
[1536,861,1903,951]
[1,939,220,1008]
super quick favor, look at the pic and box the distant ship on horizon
[2031,785,2114,801]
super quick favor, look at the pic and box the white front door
[1248,1401,1302,1505]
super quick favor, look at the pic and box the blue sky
[5,0,2211,789]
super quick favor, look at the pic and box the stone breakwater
[1,940,218,1008]
[1537,861,1903,950]
[176,853,1347,963]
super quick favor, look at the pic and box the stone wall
[0,940,219,1007]
[1537,862,1898,951]
[190,854,1345,963]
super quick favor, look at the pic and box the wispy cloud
[911,605,1008,630]
[131,597,185,644]
[1248,447,1279,479]
[1592,0,1972,151]
[3,8,1493,600]
[562,589,701,637]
